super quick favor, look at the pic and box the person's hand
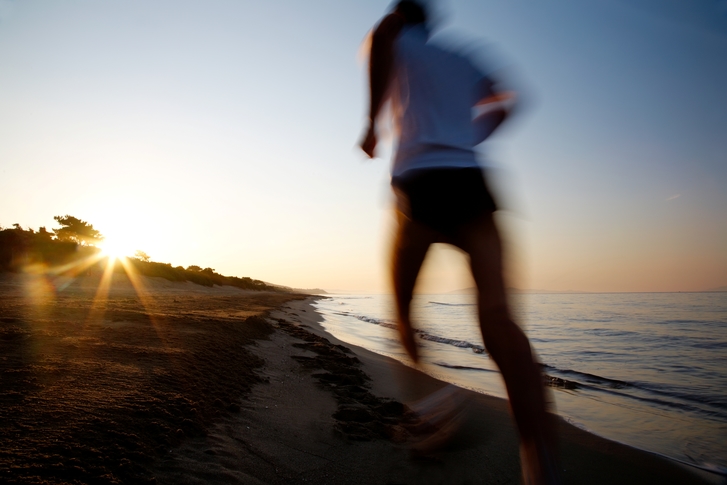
[359,123,377,158]
[475,90,517,107]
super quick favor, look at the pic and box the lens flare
[99,236,137,260]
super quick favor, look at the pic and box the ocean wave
[660,319,709,325]
[584,328,639,337]
[542,365,727,419]
[417,333,486,353]
[570,318,615,323]
[429,301,476,307]
[626,382,727,413]
[432,363,601,392]
[690,340,727,350]
[432,362,727,417]
[541,366,631,388]
[334,310,487,354]
[587,383,727,420]
[433,362,498,373]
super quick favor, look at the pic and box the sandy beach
[0,274,714,484]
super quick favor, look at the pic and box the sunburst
[98,236,138,261]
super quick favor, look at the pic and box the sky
[0,0,725,293]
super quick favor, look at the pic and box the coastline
[311,292,727,481]
[150,294,719,484]
[0,275,716,484]
[261,297,717,485]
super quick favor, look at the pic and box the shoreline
[0,274,717,484]
[268,296,718,485]
[310,292,727,483]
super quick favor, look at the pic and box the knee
[478,304,511,336]
[480,314,533,363]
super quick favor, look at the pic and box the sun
[99,235,138,260]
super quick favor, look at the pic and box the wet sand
[0,274,714,484]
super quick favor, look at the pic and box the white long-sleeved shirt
[389,25,494,178]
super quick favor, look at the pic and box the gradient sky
[1,0,725,293]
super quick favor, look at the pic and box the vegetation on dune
[51,215,104,246]
[0,216,281,292]
[125,259,275,291]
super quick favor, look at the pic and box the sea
[313,292,727,479]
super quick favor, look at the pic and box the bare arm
[473,78,518,144]
[359,13,405,158]
[476,91,517,107]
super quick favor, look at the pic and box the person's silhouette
[359,2,560,483]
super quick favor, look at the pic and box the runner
[359,2,560,483]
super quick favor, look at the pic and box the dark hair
[394,0,427,25]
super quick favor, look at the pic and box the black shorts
[391,167,497,235]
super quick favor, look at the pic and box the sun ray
[115,257,193,379]
[43,250,108,293]
[118,257,155,314]
[24,235,182,370]
[86,255,117,324]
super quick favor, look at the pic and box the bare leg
[453,213,559,485]
[391,210,438,363]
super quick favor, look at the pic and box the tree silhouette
[2,216,281,292]
[52,215,104,246]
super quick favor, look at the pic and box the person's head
[393,0,427,25]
